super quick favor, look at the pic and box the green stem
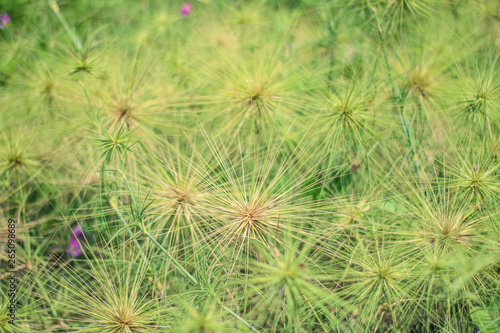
[109,197,149,262]
[49,0,83,51]
[110,191,259,333]
[141,226,199,286]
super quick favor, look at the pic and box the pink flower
[180,2,193,17]
[66,225,86,257]
[0,13,11,29]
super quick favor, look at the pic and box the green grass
[1,0,500,332]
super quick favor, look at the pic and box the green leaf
[471,306,496,333]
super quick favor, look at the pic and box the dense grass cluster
[1,0,500,332]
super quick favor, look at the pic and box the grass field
[0,0,500,332]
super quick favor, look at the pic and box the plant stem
[49,0,83,51]
[108,186,260,332]
[141,222,260,332]
[109,196,149,262]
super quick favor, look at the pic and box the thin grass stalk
[113,170,261,333]
[48,0,83,51]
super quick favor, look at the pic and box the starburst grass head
[393,176,490,253]
[446,154,500,206]
[321,195,372,240]
[332,239,418,330]
[137,136,215,257]
[50,243,169,332]
[245,236,349,331]
[94,49,192,135]
[0,132,42,178]
[12,60,63,108]
[197,46,306,140]
[195,135,327,264]
[178,303,227,333]
[411,248,500,331]
[388,22,471,107]
[366,0,444,36]
[453,59,500,131]
[0,125,58,205]
[312,80,380,151]
[91,123,138,167]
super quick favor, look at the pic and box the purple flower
[66,225,86,257]
[180,2,193,17]
[473,164,478,172]
[0,13,10,29]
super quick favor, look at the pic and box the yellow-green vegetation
[1,0,499,332]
